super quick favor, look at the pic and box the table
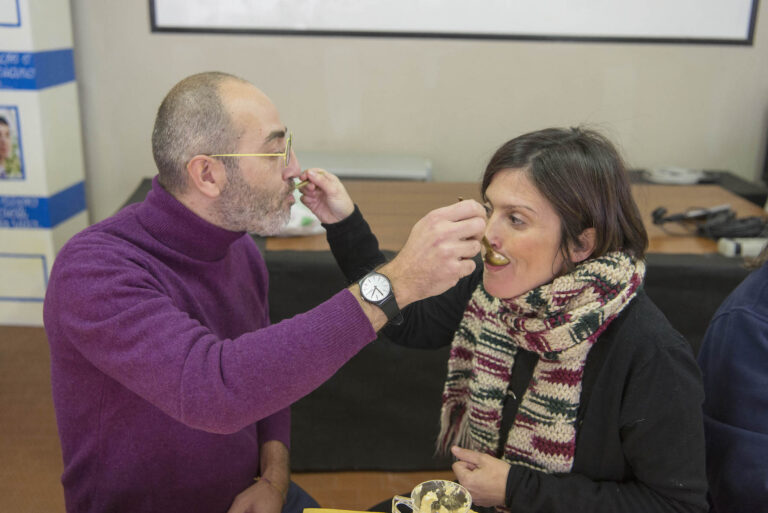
[630,169,768,207]
[123,179,767,472]
[268,181,766,254]
[124,179,766,254]
[261,181,767,471]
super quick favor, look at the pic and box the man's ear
[186,155,226,198]
[570,227,596,263]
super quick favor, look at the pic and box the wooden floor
[0,326,453,512]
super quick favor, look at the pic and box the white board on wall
[150,0,759,45]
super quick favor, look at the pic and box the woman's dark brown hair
[481,127,648,269]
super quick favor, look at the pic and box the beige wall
[70,1,768,223]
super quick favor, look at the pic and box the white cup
[392,480,471,513]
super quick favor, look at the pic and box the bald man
[44,72,485,513]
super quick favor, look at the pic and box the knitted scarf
[438,251,645,478]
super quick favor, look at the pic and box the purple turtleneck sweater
[44,177,376,513]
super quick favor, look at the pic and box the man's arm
[44,170,484,436]
[300,169,485,332]
[258,440,290,500]
[226,440,289,513]
[323,203,483,351]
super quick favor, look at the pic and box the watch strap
[378,294,404,326]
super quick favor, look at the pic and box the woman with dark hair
[303,127,708,513]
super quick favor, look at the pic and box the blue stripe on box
[48,181,86,226]
[0,180,86,228]
[0,48,75,90]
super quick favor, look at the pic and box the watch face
[361,273,391,302]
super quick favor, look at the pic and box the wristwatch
[358,271,403,325]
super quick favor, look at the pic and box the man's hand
[451,446,510,507]
[299,168,355,224]
[383,199,485,307]
[226,478,284,513]
[227,440,290,513]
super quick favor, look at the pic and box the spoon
[482,236,510,266]
[294,170,327,190]
[457,196,510,266]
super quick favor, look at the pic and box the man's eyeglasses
[211,132,293,167]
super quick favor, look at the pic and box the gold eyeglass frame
[211,132,292,167]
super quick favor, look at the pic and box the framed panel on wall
[150,0,759,45]
[0,0,21,28]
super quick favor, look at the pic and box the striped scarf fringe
[439,252,644,499]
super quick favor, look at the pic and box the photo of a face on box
[0,107,24,180]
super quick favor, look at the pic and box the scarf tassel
[439,252,645,478]
[436,403,472,455]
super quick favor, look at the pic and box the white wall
[70,1,768,223]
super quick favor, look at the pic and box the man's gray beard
[214,167,292,235]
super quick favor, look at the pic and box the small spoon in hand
[294,169,327,190]
[457,196,510,266]
[481,236,510,266]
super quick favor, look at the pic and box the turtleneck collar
[136,176,246,261]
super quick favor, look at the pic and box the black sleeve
[324,205,481,350]
[383,268,481,349]
[323,205,387,282]
[503,337,708,513]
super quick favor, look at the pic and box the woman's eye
[509,215,523,225]
[483,204,492,216]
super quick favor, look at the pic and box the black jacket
[326,207,708,513]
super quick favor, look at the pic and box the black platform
[266,250,751,471]
[121,178,754,471]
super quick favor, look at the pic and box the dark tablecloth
[265,250,751,471]
[122,179,752,470]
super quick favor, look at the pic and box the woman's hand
[298,168,355,224]
[451,446,510,507]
